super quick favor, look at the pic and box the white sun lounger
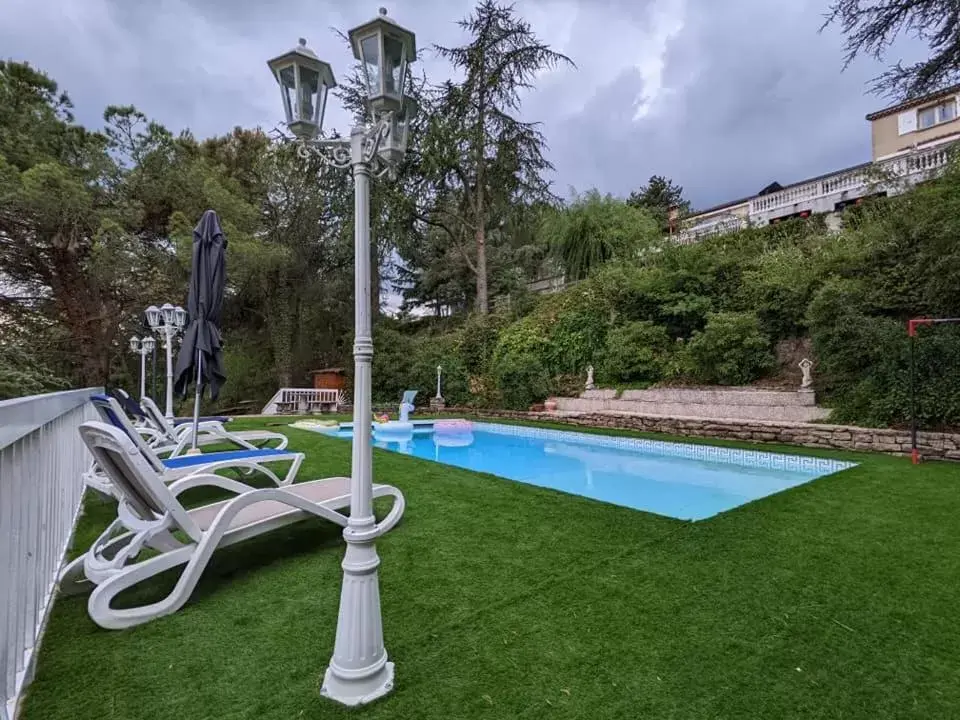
[111,388,288,454]
[135,394,289,454]
[83,394,304,498]
[60,420,405,629]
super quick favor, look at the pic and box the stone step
[581,387,816,407]
[554,390,830,423]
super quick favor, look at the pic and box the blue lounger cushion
[162,448,290,470]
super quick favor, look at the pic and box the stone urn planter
[544,399,558,412]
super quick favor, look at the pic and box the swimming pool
[317,421,856,521]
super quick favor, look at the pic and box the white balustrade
[676,216,748,244]
[1,389,98,720]
[261,388,343,415]
[745,143,955,218]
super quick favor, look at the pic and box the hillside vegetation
[376,163,960,430]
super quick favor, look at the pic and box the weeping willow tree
[542,189,661,281]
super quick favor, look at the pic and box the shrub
[409,335,470,406]
[491,316,551,409]
[807,277,960,428]
[454,312,506,375]
[371,325,415,403]
[600,321,672,384]
[541,285,611,375]
[684,311,774,385]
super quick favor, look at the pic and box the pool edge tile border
[476,422,857,475]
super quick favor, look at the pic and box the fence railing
[675,216,748,245]
[261,388,343,415]
[1,388,99,720]
[749,144,953,216]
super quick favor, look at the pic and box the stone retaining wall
[440,408,960,460]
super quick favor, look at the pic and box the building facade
[526,86,960,295]
[674,86,960,244]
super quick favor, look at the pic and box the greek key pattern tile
[477,423,856,474]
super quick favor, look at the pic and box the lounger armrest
[168,473,259,498]
[137,426,166,444]
[372,485,406,537]
[172,420,226,438]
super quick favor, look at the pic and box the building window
[918,99,958,129]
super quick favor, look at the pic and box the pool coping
[297,419,857,475]
[477,422,857,475]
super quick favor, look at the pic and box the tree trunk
[48,245,111,388]
[268,275,295,387]
[475,225,489,314]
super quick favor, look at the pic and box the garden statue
[436,365,443,399]
[585,365,595,391]
[799,358,814,389]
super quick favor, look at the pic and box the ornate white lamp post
[145,303,188,419]
[267,7,416,706]
[128,335,156,400]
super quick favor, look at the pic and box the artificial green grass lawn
[20,417,960,719]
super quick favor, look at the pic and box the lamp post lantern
[268,8,416,707]
[129,335,157,400]
[145,303,187,418]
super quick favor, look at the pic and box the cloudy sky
[0,0,929,211]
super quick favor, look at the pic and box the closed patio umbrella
[174,209,228,451]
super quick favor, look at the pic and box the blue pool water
[322,422,856,521]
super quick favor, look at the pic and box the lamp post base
[320,660,394,707]
[320,527,395,707]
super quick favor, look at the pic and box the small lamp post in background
[267,6,417,706]
[145,302,188,419]
[431,364,445,411]
[128,335,156,400]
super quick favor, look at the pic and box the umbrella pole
[189,349,203,454]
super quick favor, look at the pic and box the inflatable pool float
[373,420,415,441]
[432,419,474,447]
[434,432,473,448]
[433,419,473,434]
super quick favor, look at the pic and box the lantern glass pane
[297,65,320,124]
[316,84,328,126]
[278,65,296,123]
[360,34,381,96]
[383,35,405,97]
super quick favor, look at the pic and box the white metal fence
[1,389,99,720]
[261,388,343,415]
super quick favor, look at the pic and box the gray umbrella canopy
[174,209,227,400]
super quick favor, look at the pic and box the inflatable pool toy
[373,390,417,441]
[432,419,474,447]
[433,431,473,448]
[433,419,473,434]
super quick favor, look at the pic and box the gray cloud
[0,0,935,209]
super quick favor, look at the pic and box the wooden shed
[310,367,347,391]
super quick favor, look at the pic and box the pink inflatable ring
[433,419,473,434]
